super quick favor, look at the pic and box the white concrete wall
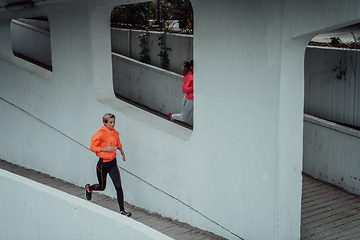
[305,46,360,127]
[112,53,193,125]
[0,169,173,240]
[1,0,360,240]
[303,114,360,195]
[111,28,193,74]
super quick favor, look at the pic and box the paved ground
[2,159,360,240]
[301,174,360,240]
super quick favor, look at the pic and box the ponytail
[183,60,193,75]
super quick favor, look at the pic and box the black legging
[89,158,125,212]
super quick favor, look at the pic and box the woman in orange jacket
[168,60,194,122]
[85,113,131,217]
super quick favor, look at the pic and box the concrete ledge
[113,53,181,77]
[11,19,50,36]
[0,169,173,240]
[303,114,360,195]
[306,45,360,52]
[304,113,360,138]
[0,55,52,79]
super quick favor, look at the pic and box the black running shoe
[120,211,132,217]
[85,184,92,201]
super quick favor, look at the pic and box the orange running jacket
[90,126,122,162]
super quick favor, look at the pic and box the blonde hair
[102,113,115,123]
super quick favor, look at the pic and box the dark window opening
[10,16,52,71]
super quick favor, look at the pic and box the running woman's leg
[108,163,125,212]
[171,97,193,122]
[89,159,108,191]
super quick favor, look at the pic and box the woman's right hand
[101,144,118,152]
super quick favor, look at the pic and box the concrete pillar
[89,3,117,100]
[0,20,14,59]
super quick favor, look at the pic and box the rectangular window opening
[110,2,194,131]
[10,16,52,72]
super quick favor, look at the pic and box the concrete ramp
[0,163,173,240]
[0,160,226,240]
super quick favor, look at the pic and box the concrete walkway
[2,159,360,240]
[0,159,226,240]
[301,174,360,239]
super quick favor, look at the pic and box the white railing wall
[304,46,360,127]
[112,53,193,125]
[303,114,360,195]
[0,169,172,240]
[16,18,51,31]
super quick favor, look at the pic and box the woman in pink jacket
[168,60,193,122]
